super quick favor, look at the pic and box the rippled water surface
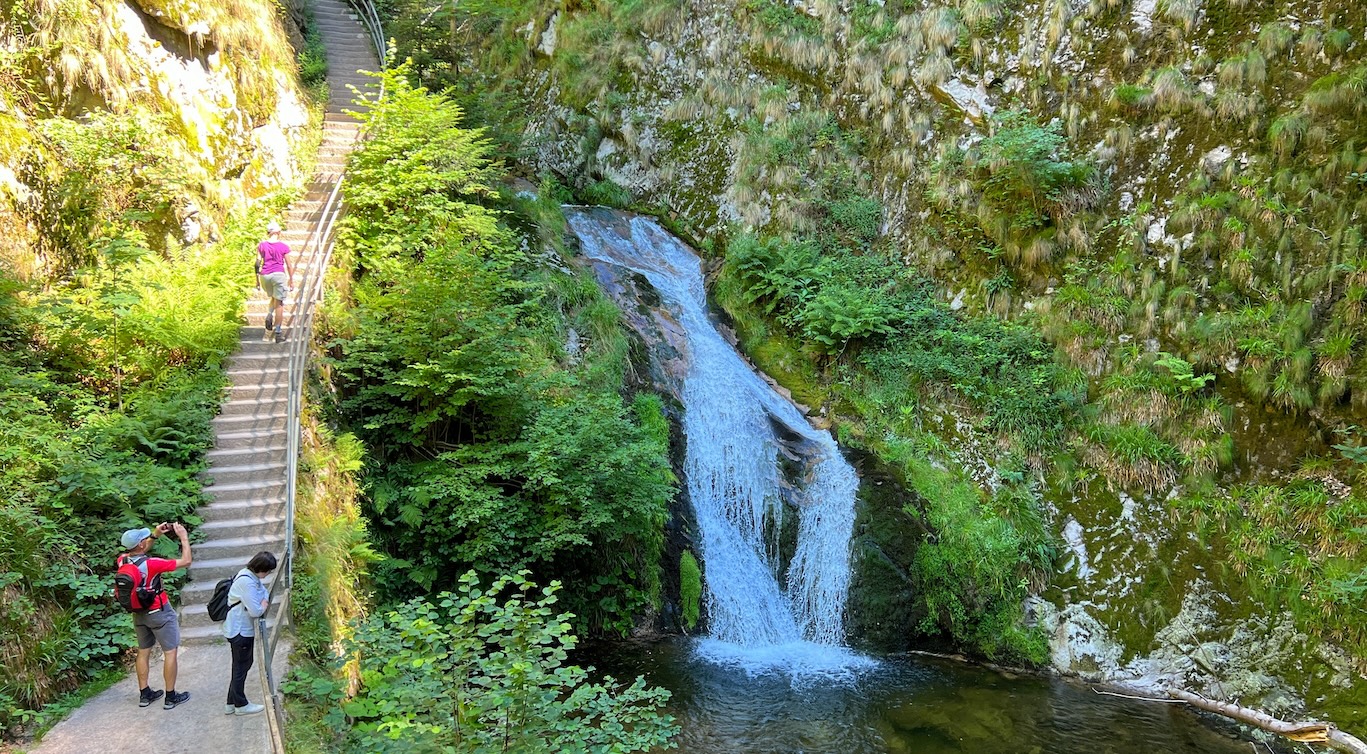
[586,639,1258,754]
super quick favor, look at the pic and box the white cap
[266,221,281,233]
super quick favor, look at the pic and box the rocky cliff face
[486,0,1367,728]
[0,0,311,272]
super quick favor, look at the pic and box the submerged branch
[1163,688,1367,754]
[1086,685,1367,753]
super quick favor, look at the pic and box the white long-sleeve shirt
[222,568,270,639]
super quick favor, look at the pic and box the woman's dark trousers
[227,634,255,707]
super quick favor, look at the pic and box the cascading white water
[568,209,869,675]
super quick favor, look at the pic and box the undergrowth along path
[29,2,379,752]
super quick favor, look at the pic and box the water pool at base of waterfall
[583,638,1266,754]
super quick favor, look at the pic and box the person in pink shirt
[257,221,294,343]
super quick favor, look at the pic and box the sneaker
[233,703,266,716]
[163,690,191,710]
[139,688,164,708]
[224,704,235,715]
[261,326,273,342]
[273,329,285,344]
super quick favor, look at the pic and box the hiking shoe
[233,703,266,716]
[139,688,164,708]
[273,329,285,344]
[163,690,191,710]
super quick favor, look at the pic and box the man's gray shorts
[134,608,181,651]
[262,271,288,302]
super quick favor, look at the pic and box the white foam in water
[568,210,873,678]
[694,638,877,683]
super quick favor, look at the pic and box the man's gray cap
[121,528,152,549]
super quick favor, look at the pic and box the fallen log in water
[1164,688,1367,754]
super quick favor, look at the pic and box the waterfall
[568,209,869,675]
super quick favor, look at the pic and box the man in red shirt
[119,522,193,709]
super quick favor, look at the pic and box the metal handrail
[255,170,349,750]
[342,0,388,67]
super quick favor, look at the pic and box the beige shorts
[262,272,288,302]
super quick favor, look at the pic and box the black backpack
[207,574,245,622]
[113,555,164,613]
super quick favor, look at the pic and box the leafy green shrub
[893,452,1051,665]
[335,66,673,636]
[972,109,1098,222]
[679,550,701,630]
[796,282,900,352]
[297,25,328,93]
[294,571,677,753]
[1110,83,1152,108]
[727,234,822,313]
[580,176,633,208]
[743,0,820,36]
[822,195,883,243]
[1153,352,1214,394]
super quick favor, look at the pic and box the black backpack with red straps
[113,554,164,613]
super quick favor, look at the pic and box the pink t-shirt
[257,240,290,275]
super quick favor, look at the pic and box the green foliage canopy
[295,571,677,753]
[333,66,674,636]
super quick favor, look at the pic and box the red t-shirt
[123,556,179,611]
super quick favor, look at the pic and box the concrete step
[212,428,287,452]
[234,339,296,356]
[224,381,290,402]
[217,395,289,417]
[319,134,359,147]
[224,371,291,387]
[212,413,288,436]
[235,325,299,345]
[223,362,290,380]
[203,479,287,503]
[186,554,278,583]
[228,337,294,355]
[206,444,288,465]
[225,354,289,373]
[202,460,287,487]
[198,516,287,543]
[192,533,288,565]
[197,497,287,524]
[225,369,290,388]
[179,571,279,605]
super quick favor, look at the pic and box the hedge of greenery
[325,66,675,636]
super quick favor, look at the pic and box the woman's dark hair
[246,551,278,574]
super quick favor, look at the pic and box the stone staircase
[180,0,380,644]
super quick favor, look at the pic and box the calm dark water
[584,639,1265,754]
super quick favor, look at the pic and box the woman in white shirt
[223,551,277,715]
